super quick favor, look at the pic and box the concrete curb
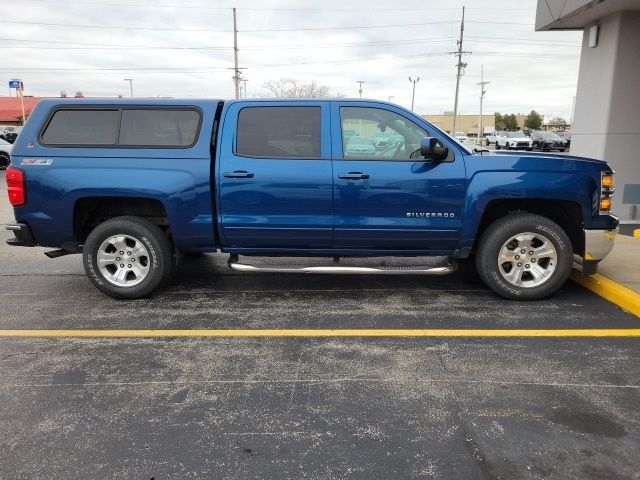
[571,270,640,318]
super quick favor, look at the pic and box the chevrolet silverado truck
[4,98,618,300]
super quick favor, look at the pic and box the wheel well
[476,199,584,254]
[74,197,169,244]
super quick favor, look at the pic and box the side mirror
[420,137,449,161]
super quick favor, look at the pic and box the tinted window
[341,107,428,160]
[41,109,119,145]
[120,109,200,147]
[236,106,321,158]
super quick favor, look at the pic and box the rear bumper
[4,223,37,247]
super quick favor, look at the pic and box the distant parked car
[555,131,571,148]
[1,126,22,144]
[496,131,533,150]
[453,131,469,143]
[0,138,12,169]
[344,136,376,156]
[372,132,391,150]
[531,131,567,152]
[485,131,500,145]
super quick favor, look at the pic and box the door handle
[338,172,370,180]
[223,171,254,179]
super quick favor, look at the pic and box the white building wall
[571,11,640,220]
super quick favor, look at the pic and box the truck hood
[468,150,611,173]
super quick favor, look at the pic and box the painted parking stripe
[1,329,640,337]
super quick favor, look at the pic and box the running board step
[228,256,457,275]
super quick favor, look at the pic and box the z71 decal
[21,158,53,166]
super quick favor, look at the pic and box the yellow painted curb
[571,270,640,318]
[634,229,640,238]
[1,328,640,338]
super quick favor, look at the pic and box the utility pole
[357,80,366,98]
[476,65,490,145]
[388,95,394,102]
[451,6,470,135]
[123,78,134,97]
[570,95,576,126]
[408,76,420,111]
[232,7,240,99]
[242,78,248,99]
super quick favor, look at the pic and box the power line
[0,50,579,74]
[0,33,580,51]
[0,19,459,32]
[0,19,231,32]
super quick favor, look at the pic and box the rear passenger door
[217,102,333,248]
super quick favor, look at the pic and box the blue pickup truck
[4,98,617,300]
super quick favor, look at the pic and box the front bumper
[4,223,37,247]
[576,227,618,274]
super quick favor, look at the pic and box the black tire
[559,148,565,152]
[495,143,501,150]
[83,216,173,299]
[0,153,9,170]
[475,213,573,300]
[505,142,510,150]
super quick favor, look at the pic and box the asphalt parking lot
[1,171,639,479]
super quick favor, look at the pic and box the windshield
[506,131,526,138]
[541,132,561,139]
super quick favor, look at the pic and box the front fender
[459,170,598,250]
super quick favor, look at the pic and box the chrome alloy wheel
[497,232,558,287]
[96,234,150,287]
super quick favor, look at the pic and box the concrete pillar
[571,11,640,221]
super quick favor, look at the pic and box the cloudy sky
[3,0,582,120]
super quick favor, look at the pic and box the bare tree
[262,78,333,98]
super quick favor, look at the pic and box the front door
[218,102,333,248]
[331,102,466,251]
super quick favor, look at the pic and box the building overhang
[536,0,640,30]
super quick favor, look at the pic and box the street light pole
[357,80,366,98]
[123,78,134,97]
[408,76,420,111]
[476,65,490,145]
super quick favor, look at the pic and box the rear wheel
[83,216,173,299]
[475,214,573,300]
[495,142,501,150]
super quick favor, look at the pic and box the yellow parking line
[1,328,640,337]
[571,270,640,318]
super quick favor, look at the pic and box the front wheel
[83,216,173,299]
[475,214,573,300]
[495,143,501,150]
